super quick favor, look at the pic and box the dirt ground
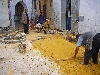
[27,30,100,75]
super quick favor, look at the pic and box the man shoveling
[73,31,100,65]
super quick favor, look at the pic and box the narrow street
[0,29,100,75]
[0,30,61,75]
[0,0,100,74]
[30,30,100,75]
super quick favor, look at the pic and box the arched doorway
[15,2,24,30]
[10,0,32,30]
[15,1,27,30]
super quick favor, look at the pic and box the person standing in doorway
[66,8,71,30]
[22,9,29,34]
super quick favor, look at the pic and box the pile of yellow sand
[32,34,100,75]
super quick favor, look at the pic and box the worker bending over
[73,31,100,65]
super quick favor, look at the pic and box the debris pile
[0,31,26,44]
[0,41,61,75]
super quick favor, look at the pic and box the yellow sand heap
[32,34,100,75]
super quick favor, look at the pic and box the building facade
[9,0,33,29]
[0,0,100,33]
[0,0,10,27]
[78,0,100,33]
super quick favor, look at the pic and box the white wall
[71,0,79,32]
[10,0,33,28]
[78,0,98,34]
[53,0,61,29]
[61,0,66,30]
[95,0,100,33]
[0,0,10,27]
[52,0,100,33]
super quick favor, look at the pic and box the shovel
[56,57,84,61]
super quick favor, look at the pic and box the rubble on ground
[0,40,61,75]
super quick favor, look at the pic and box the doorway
[66,0,79,32]
[66,0,71,30]
[43,4,46,20]
[15,2,24,30]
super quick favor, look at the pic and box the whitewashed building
[0,0,10,27]
[52,0,100,33]
[0,0,100,34]
[78,0,100,33]
[9,0,33,29]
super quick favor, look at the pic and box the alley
[0,0,100,75]
[0,30,100,75]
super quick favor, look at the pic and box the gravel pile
[0,40,61,75]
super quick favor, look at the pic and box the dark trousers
[84,33,100,65]
[66,17,71,30]
[23,23,29,33]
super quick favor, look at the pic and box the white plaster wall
[10,0,33,28]
[71,0,79,32]
[95,0,100,33]
[61,0,66,30]
[78,0,97,34]
[53,0,61,29]
[10,0,15,28]
[0,0,10,27]
[25,0,33,19]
